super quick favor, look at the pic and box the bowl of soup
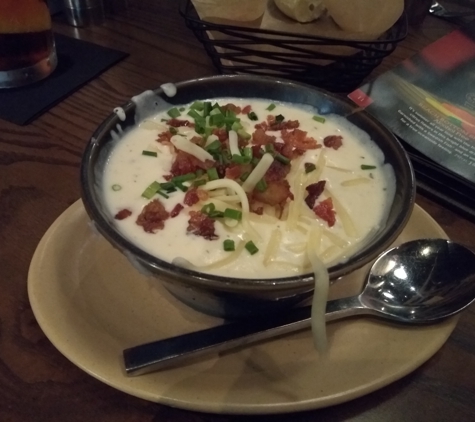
[80,75,415,319]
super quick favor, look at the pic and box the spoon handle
[123,296,363,376]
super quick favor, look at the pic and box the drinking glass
[0,0,58,89]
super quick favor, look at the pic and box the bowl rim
[80,74,416,291]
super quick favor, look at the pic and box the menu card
[348,20,475,222]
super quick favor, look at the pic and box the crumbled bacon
[281,129,320,158]
[167,119,194,127]
[222,103,241,114]
[187,211,218,240]
[170,150,213,176]
[252,128,276,146]
[324,135,343,150]
[157,130,173,144]
[264,160,290,182]
[114,209,132,220]
[252,180,293,207]
[225,163,252,180]
[242,105,252,114]
[255,115,300,132]
[313,197,336,227]
[305,181,326,209]
[212,128,228,142]
[170,203,184,218]
[136,199,170,233]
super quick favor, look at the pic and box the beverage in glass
[0,0,58,89]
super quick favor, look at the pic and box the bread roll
[274,0,326,23]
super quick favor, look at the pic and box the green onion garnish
[266,103,276,111]
[275,153,290,165]
[223,239,235,252]
[265,143,275,154]
[171,172,196,183]
[305,163,316,173]
[169,126,178,135]
[141,181,161,199]
[209,210,224,219]
[247,111,258,121]
[275,114,285,123]
[190,101,204,111]
[231,121,243,132]
[205,140,221,152]
[203,101,212,117]
[207,167,219,180]
[312,115,326,123]
[142,150,158,157]
[201,203,215,214]
[179,107,186,111]
[361,165,377,170]
[231,154,248,164]
[237,128,251,140]
[193,179,207,187]
[167,107,181,118]
[156,190,169,199]
[160,182,175,191]
[174,182,188,192]
[112,184,122,191]
[256,179,267,192]
[224,208,242,221]
[209,113,225,127]
[245,240,259,255]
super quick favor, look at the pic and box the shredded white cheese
[171,135,214,162]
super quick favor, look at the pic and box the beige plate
[28,200,457,415]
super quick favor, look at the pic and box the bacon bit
[114,209,132,220]
[281,129,320,156]
[242,105,252,114]
[252,128,276,145]
[212,128,228,143]
[264,160,290,182]
[170,203,184,218]
[266,115,300,131]
[167,118,194,128]
[305,181,326,209]
[254,121,268,131]
[157,130,173,144]
[251,145,263,159]
[252,180,293,207]
[313,197,336,227]
[170,150,213,176]
[184,187,200,206]
[136,199,170,233]
[324,135,343,150]
[225,163,253,180]
[222,103,241,114]
[187,211,218,240]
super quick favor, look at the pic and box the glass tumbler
[0,0,58,89]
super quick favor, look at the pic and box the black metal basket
[180,0,408,93]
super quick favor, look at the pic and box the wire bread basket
[180,0,408,93]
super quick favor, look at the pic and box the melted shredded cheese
[241,153,274,192]
[171,135,214,162]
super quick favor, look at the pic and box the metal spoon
[124,239,475,376]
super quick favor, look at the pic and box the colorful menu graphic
[349,22,475,184]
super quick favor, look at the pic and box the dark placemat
[0,33,128,125]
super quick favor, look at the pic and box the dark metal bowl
[80,75,415,319]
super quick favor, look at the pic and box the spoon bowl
[124,239,475,375]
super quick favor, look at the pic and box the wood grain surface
[1,1,474,421]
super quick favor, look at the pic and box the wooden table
[1,1,474,420]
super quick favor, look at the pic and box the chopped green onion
[141,181,161,199]
[196,169,204,178]
[207,167,219,180]
[232,154,249,164]
[194,117,207,134]
[209,113,225,127]
[223,239,235,252]
[255,179,267,192]
[209,210,224,219]
[275,153,290,165]
[167,107,181,118]
[169,126,178,135]
[190,101,204,111]
[247,111,258,121]
[156,190,169,199]
[209,107,222,116]
[160,182,176,191]
[242,147,252,161]
[266,103,276,111]
[224,208,242,221]
[237,128,251,140]
[179,107,186,112]
[275,114,285,123]
[187,109,202,120]
[212,102,221,110]
[174,182,188,192]
[231,121,243,132]
[202,102,212,117]
[361,165,377,170]
[245,240,259,255]
[172,172,196,183]
[205,139,221,152]
[265,144,275,154]
[142,150,158,157]
[312,115,326,123]
[193,179,207,187]
[201,203,215,214]
[305,163,316,173]
[112,184,122,191]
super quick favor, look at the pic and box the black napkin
[0,33,128,125]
